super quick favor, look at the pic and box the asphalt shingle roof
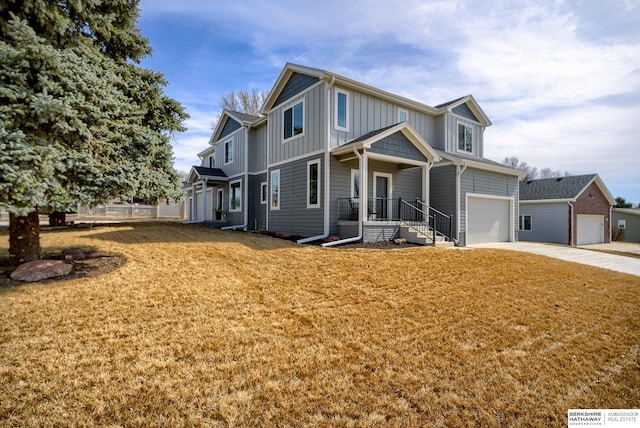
[193,167,228,178]
[228,111,263,124]
[519,174,597,201]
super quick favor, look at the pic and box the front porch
[337,197,453,245]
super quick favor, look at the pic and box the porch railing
[338,198,454,242]
[399,199,434,243]
[338,197,402,221]
[416,200,454,242]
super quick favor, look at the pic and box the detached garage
[519,174,614,246]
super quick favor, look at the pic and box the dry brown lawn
[0,222,638,427]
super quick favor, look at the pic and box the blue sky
[137,0,640,205]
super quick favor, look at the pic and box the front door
[374,174,391,220]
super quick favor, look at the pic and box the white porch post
[202,180,209,221]
[361,151,368,223]
[422,164,430,207]
[201,179,208,221]
[190,184,196,221]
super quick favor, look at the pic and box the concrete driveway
[472,242,640,277]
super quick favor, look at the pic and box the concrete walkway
[472,242,640,277]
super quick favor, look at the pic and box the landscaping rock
[10,260,73,283]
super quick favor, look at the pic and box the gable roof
[435,150,527,177]
[331,122,441,163]
[261,63,491,126]
[209,110,263,144]
[519,174,615,204]
[188,166,228,183]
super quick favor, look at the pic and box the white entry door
[467,196,511,245]
[576,214,604,245]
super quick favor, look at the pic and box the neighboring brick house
[518,174,615,245]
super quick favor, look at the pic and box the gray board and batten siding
[248,124,268,173]
[268,156,325,237]
[269,84,326,166]
[330,86,439,149]
[216,127,247,178]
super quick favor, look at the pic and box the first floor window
[458,123,473,153]
[307,159,320,208]
[271,170,280,210]
[351,169,360,199]
[230,180,241,211]
[519,214,532,231]
[284,101,304,141]
[260,182,268,204]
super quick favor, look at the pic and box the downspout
[608,204,612,243]
[455,161,467,242]
[568,201,574,246]
[322,147,363,247]
[298,75,334,244]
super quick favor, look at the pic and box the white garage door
[577,214,604,245]
[467,196,511,245]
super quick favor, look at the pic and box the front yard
[1,222,638,426]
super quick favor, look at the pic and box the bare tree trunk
[9,211,41,262]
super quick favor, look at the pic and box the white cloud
[138,0,640,202]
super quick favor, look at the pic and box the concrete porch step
[399,225,454,247]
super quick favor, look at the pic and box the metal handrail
[399,199,435,243]
[415,200,453,241]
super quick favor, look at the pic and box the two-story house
[186,63,525,246]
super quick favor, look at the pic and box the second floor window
[335,90,349,131]
[284,101,304,141]
[224,140,233,164]
[458,123,473,153]
[398,108,408,123]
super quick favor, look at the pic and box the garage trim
[465,193,516,245]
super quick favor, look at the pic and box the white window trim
[350,169,360,199]
[229,179,242,212]
[373,172,393,219]
[307,159,321,209]
[334,89,350,132]
[456,121,473,154]
[270,169,280,210]
[519,214,532,231]
[398,108,408,123]
[260,182,268,205]
[282,99,305,143]
[224,139,233,165]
